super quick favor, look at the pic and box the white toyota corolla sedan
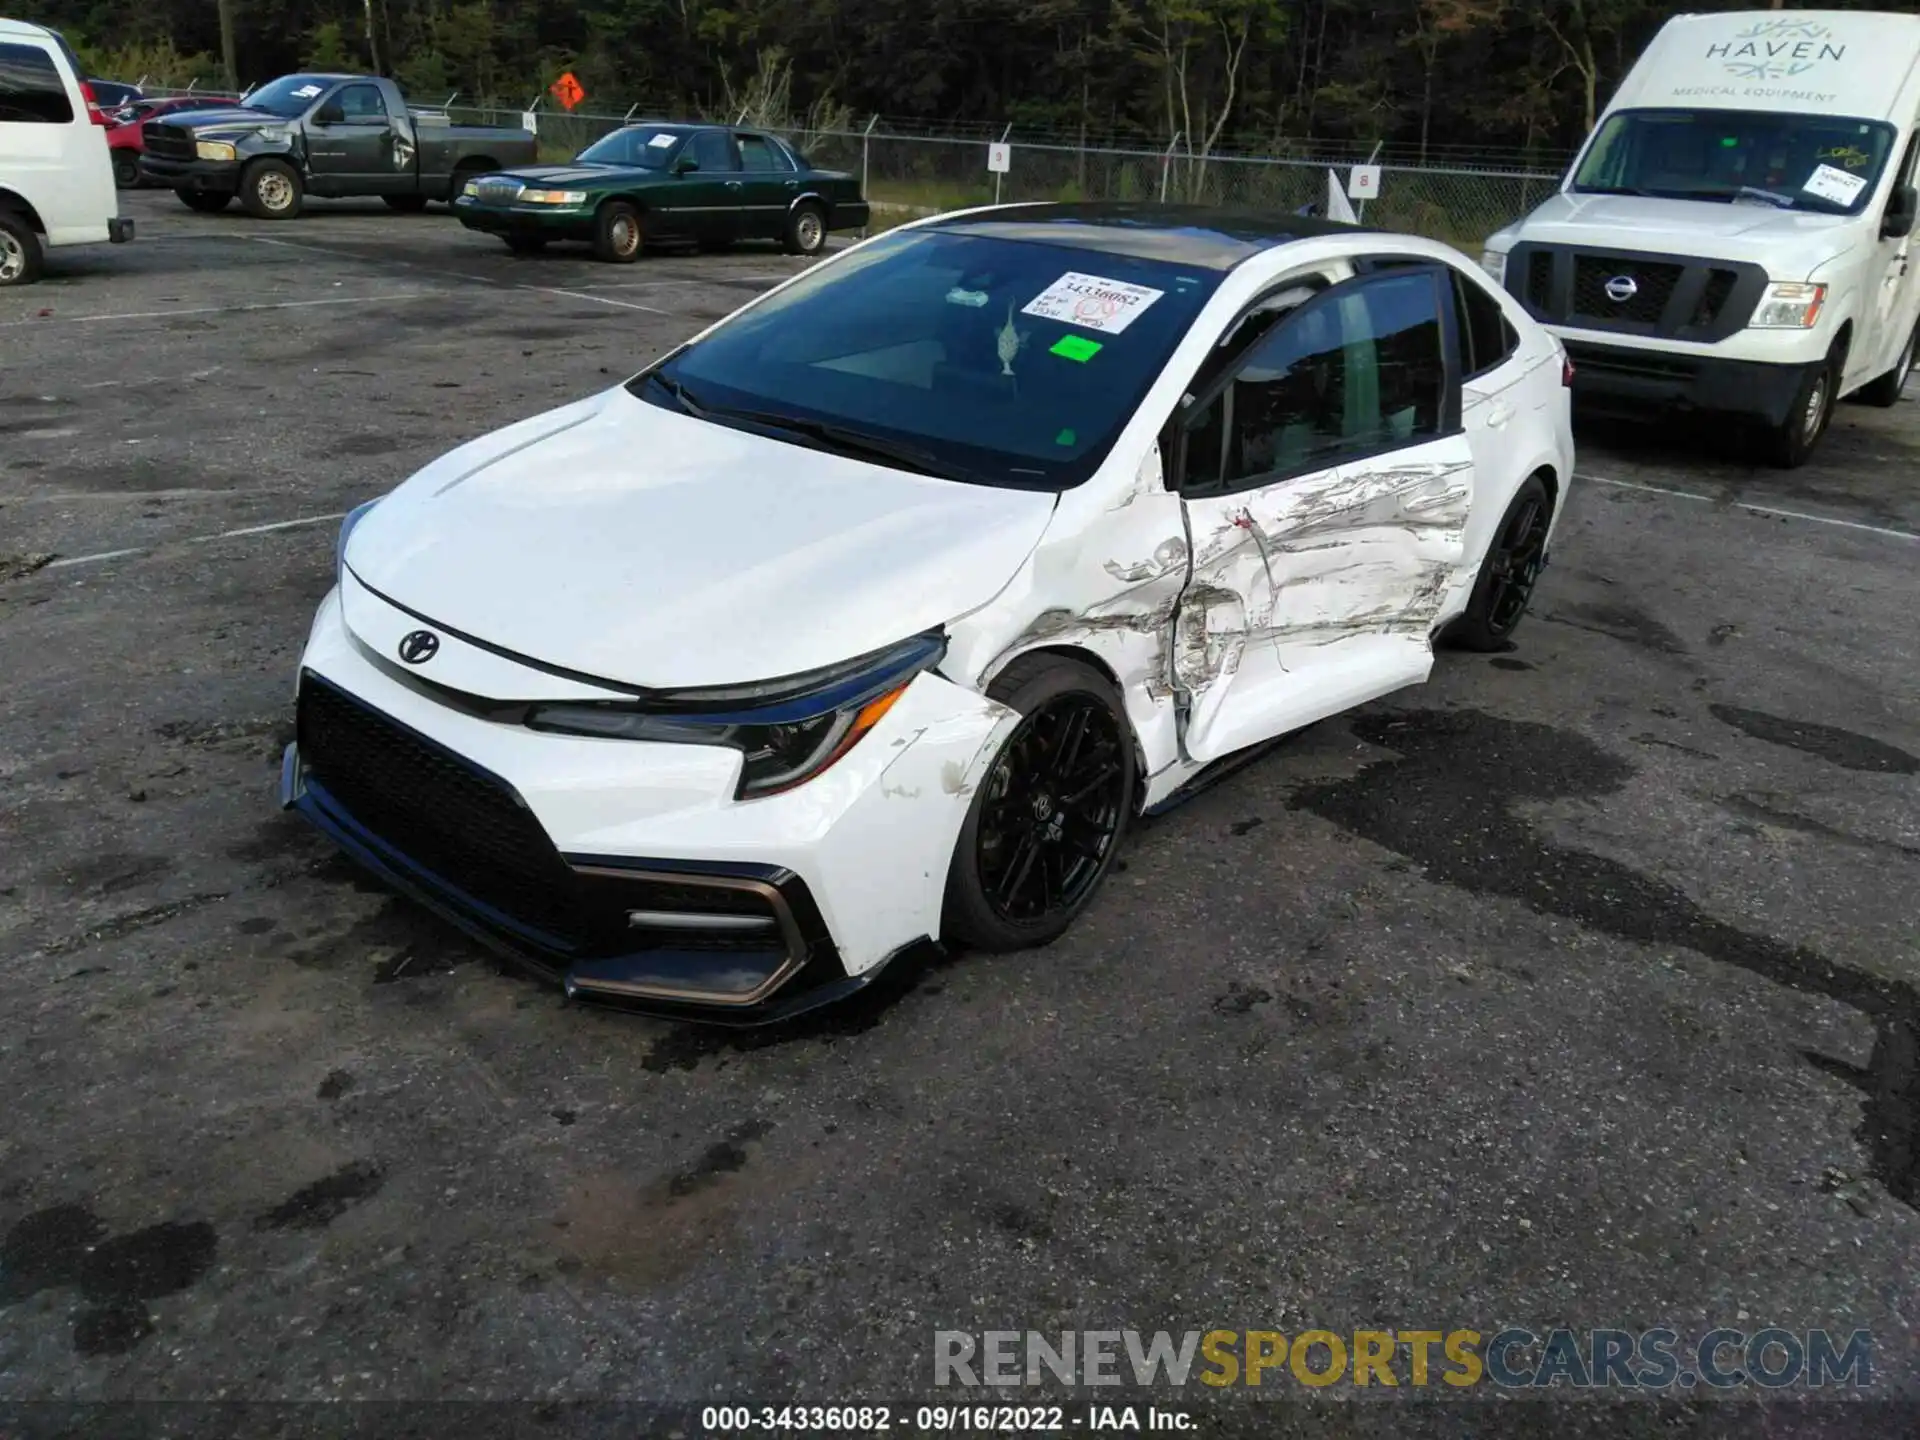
[283,202,1574,1023]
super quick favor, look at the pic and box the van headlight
[1480,248,1508,285]
[195,140,237,162]
[1749,282,1827,330]
[525,632,946,800]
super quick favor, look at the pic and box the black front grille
[298,675,582,938]
[142,122,196,161]
[1525,251,1554,309]
[1695,269,1739,329]
[1572,258,1681,323]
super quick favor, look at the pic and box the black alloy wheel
[1444,473,1551,652]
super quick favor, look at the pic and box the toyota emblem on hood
[398,630,441,665]
[1605,275,1640,303]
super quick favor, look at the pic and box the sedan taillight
[1562,354,1576,388]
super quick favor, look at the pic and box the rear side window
[736,134,790,172]
[1451,268,1519,378]
[0,42,75,125]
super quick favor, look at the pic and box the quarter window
[1451,267,1520,378]
[1182,270,1447,495]
[0,42,75,125]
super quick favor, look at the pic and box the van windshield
[1573,108,1897,216]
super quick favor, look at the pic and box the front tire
[177,189,231,214]
[1761,353,1836,468]
[1445,474,1551,652]
[1858,322,1917,408]
[591,201,643,263]
[941,654,1136,953]
[783,201,827,256]
[383,194,428,214]
[0,212,45,287]
[240,158,304,220]
[112,150,140,189]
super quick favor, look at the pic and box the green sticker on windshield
[1055,428,1077,446]
[1050,334,1103,363]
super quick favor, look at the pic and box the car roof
[0,18,57,39]
[925,202,1379,272]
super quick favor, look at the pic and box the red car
[106,96,237,189]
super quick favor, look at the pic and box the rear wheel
[783,201,826,256]
[112,150,140,189]
[591,200,643,263]
[177,189,231,214]
[0,212,44,287]
[383,194,429,214]
[1761,352,1837,468]
[941,654,1136,953]
[1445,474,1551,652]
[240,158,303,220]
[1858,322,1917,408]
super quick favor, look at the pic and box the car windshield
[1573,108,1896,215]
[243,75,338,118]
[638,227,1224,490]
[576,126,685,167]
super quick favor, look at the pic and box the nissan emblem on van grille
[1605,276,1639,304]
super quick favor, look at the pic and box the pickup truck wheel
[1858,322,1917,408]
[783,202,827,256]
[1761,353,1836,469]
[112,151,140,189]
[592,201,643,264]
[241,159,304,220]
[177,189,231,214]
[383,194,429,214]
[0,213,44,287]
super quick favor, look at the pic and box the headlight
[526,631,946,800]
[1749,282,1827,330]
[195,140,237,162]
[519,189,587,205]
[462,179,481,197]
[336,499,380,583]
[1480,248,1508,284]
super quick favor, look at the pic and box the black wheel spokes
[976,695,1128,925]
[1486,496,1549,633]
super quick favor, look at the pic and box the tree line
[38,0,1890,161]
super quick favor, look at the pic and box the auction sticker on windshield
[648,133,677,149]
[1803,163,1867,208]
[1021,273,1165,335]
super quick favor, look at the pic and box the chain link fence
[137,88,1566,249]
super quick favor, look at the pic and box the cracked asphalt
[1,189,1917,1438]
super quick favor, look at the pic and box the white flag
[1327,168,1358,224]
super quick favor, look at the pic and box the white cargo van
[1482,10,1920,466]
[0,17,134,287]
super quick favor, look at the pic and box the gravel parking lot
[2,190,1918,1435]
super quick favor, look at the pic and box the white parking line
[42,512,347,571]
[248,235,673,315]
[1578,473,1920,544]
[0,293,431,327]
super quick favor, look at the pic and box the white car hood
[343,387,1058,689]
[1510,193,1857,277]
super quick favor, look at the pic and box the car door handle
[1484,401,1515,430]
[725,180,744,191]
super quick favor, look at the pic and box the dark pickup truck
[138,72,536,219]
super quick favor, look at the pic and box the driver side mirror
[1884,184,1918,240]
[313,101,344,126]
[673,154,699,175]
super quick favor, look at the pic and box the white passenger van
[1482,10,1920,466]
[0,18,133,287]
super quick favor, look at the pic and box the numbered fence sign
[1348,165,1382,200]
[987,142,1011,174]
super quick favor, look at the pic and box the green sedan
[452,122,871,261]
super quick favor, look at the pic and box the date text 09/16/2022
[700,1404,1196,1431]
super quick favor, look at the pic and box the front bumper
[140,155,240,192]
[284,588,1019,1023]
[1563,341,1814,429]
[452,197,590,238]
